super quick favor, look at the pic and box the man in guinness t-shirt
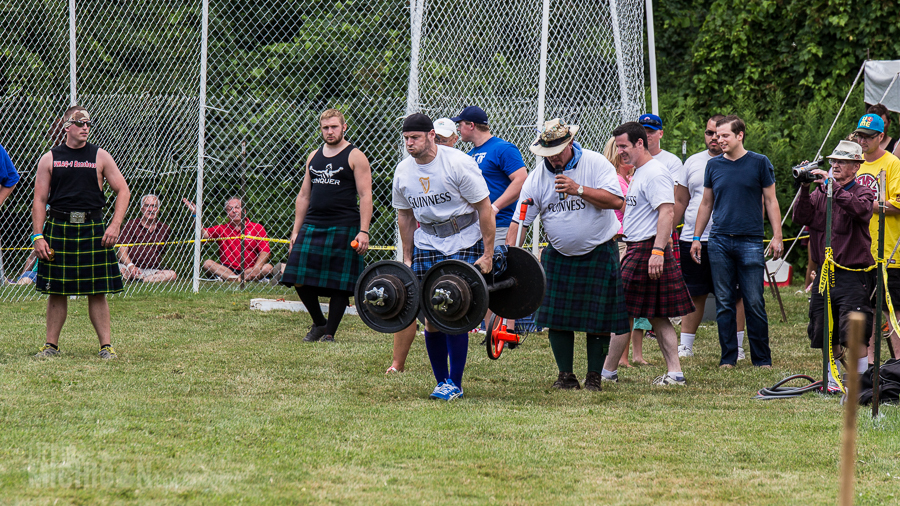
[508,118,628,392]
[389,113,494,401]
[280,108,373,343]
[32,106,131,359]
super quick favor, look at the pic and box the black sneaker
[552,372,581,390]
[583,371,603,391]
[319,334,335,343]
[303,324,327,342]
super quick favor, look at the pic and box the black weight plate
[354,261,421,334]
[488,246,546,319]
[420,260,489,334]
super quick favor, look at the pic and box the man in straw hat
[508,118,628,391]
[32,105,131,359]
[388,113,495,401]
[601,121,694,386]
[793,140,875,392]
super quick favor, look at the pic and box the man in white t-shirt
[639,113,683,180]
[601,122,695,386]
[508,119,628,392]
[673,114,745,358]
[387,113,495,401]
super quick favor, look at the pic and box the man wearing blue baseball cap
[451,106,527,249]
[639,113,683,179]
[853,112,900,359]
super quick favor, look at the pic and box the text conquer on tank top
[305,143,360,227]
[47,142,106,212]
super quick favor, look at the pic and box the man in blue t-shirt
[690,115,784,368]
[451,106,528,248]
[0,143,20,283]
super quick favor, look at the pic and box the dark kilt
[281,223,362,294]
[412,240,484,281]
[621,238,695,318]
[36,216,123,295]
[535,242,629,335]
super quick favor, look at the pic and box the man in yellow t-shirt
[853,112,900,359]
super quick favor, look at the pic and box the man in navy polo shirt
[691,115,783,368]
[0,142,20,283]
[451,106,528,247]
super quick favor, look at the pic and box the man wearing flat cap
[793,140,875,392]
[508,118,628,391]
[388,112,495,401]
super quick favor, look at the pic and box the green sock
[586,333,611,374]
[547,329,575,373]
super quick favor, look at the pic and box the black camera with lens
[792,160,824,184]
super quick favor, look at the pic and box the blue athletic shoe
[430,382,450,400]
[444,380,463,400]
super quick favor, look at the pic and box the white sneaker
[737,347,746,361]
[678,345,694,358]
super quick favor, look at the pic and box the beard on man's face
[323,130,344,146]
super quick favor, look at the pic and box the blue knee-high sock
[423,330,449,384]
[446,333,469,388]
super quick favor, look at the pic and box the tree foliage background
[654,0,900,266]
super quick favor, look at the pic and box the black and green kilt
[412,241,484,281]
[621,239,695,318]
[535,242,629,335]
[281,223,362,294]
[36,216,123,295]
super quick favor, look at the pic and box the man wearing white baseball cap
[433,118,458,147]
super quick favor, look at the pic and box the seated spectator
[182,196,273,281]
[15,250,38,285]
[117,194,177,282]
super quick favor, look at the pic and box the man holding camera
[793,140,874,390]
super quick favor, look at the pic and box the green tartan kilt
[280,223,362,294]
[535,241,629,334]
[36,216,124,295]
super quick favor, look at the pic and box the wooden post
[839,312,865,506]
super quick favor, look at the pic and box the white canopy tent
[865,60,900,112]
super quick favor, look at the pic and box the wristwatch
[577,185,584,197]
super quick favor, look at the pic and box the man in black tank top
[280,109,373,343]
[31,106,131,359]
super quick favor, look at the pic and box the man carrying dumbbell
[507,119,629,391]
[389,113,495,401]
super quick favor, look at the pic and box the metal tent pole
[193,0,209,293]
[532,0,551,256]
[68,0,77,106]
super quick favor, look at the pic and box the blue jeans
[707,234,771,366]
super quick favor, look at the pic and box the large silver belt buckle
[70,212,86,224]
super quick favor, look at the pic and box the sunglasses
[641,118,662,128]
[856,132,879,140]
[71,120,92,128]
[704,130,717,136]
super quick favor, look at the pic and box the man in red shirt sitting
[183,196,274,282]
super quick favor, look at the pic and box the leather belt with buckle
[48,209,103,224]
[419,212,478,238]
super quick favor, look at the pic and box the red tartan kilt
[621,238,695,318]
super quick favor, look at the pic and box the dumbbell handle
[487,278,516,292]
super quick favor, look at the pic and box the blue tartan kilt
[281,223,362,294]
[412,241,484,281]
[535,241,629,335]
[36,216,124,296]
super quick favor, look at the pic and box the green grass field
[1,287,899,505]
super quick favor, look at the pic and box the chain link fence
[0,0,645,302]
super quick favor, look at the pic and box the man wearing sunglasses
[853,112,900,359]
[32,106,131,359]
